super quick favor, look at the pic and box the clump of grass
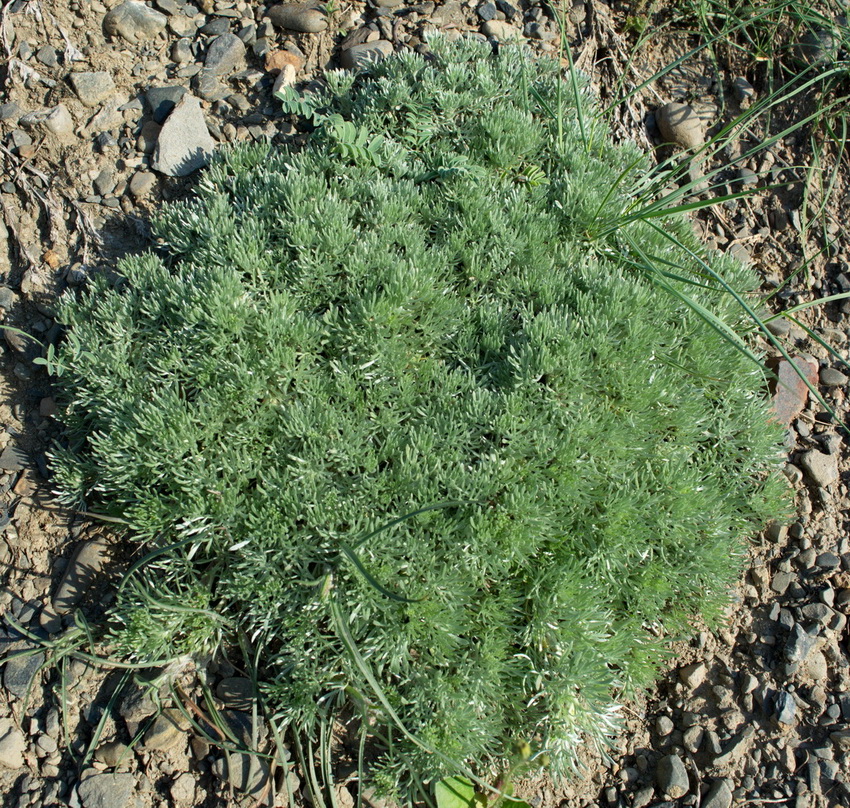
[46,38,788,801]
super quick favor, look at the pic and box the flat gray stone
[0,442,28,471]
[103,1,167,44]
[146,85,187,123]
[267,3,328,33]
[78,772,136,808]
[774,690,797,726]
[481,20,522,40]
[216,677,254,710]
[152,94,215,177]
[212,752,271,796]
[3,642,45,699]
[69,72,116,108]
[820,367,847,387]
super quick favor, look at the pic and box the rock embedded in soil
[0,719,26,769]
[774,690,798,726]
[143,708,190,751]
[340,40,394,70]
[52,535,108,614]
[42,104,75,139]
[216,676,255,710]
[820,367,847,387]
[212,752,271,797]
[103,0,168,44]
[265,48,305,73]
[129,171,157,199]
[77,772,136,808]
[69,72,116,108]
[204,32,246,75]
[94,739,130,767]
[146,85,187,123]
[656,102,704,150]
[267,3,328,33]
[656,754,689,798]
[152,94,216,177]
[678,661,707,689]
[799,449,839,488]
[3,642,45,699]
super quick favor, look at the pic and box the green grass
[38,36,792,804]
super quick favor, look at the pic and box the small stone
[656,754,689,799]
[77,772,136,808]
[339,40,394,70]
[738,167,758,187]
[93,168,116,197]
[171,38,193,64]
[656,102,704,150]
[3,643,45,699]
[170,772,196,804]
[0,719,26,769]
[656,715,674,736]
[820,367,847,387]
[478,2,497,21]
[36,44,59,68]
[805,650,828,680]
[481,20,522,40]
[774,690,797,726]
[0,442,29,471]
[0,102,22,123]
[52,536,109,614]
[766,318,791,337]
[683,725,703,753]
[216,677,255,710]
[69,72,116,108]
[103,1,168,44]
[143,709,189,751]
[732,76,756,106]
[136,119,162,154]
[799,449,838,488]
[272,65,297,95]
[94,740,130,767]
[713,726,754,766]
[152,94,216,177]
[678,662,707,689]
[212,753,271,797]
[830,730,850,751]
[816,551,840,569]
[42,104,75,139]
[267,4,328,33]
[796,29,837,66]
[200,17,231,36]
[193,70,228,101]
[129,171,156,200]
[785,623,818,663]
[146,85,187,123]
[702,779,733,808]
[204,32,246,76]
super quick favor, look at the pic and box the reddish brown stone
[767,355,818,426]
[264,49,305,75]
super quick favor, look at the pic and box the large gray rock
[103,1,167,43]
[267,3,328,33]
[78,772,136,808]
[152,94,216,177]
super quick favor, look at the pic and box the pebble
[103,0,168,44]
[0,101,22,123]
[200,17,231,36]
[785,623,818,663]
[265,48,305,73]
[805,650,829,680]
[3,643,45,699]
[0,719,26,769]
[733,76,756,106]
[702,778,733,808]
[799,449,838,488]
[94,739,130,767]
[193,71,228,101]
[170,772,196,804]
[267,3,328,33]
[713,726,755,766]
[152,94,216,176]
[820,367,847,387]
[481,20,522,40]
[204,32,246,75]
[69,72,116,108]
[52,535,109,614]
[656,754,689,799]
[77,772,136,808]
[36,44,59,69]
[129,171,156,199]
[339,40,394,70]
[770,356,817,425]
[766,318,791,337]
[656,102,704,149]
[774,691,797,726]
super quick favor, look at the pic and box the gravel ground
[1,1,849,807]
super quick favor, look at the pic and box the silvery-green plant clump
[48,37,787,799]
